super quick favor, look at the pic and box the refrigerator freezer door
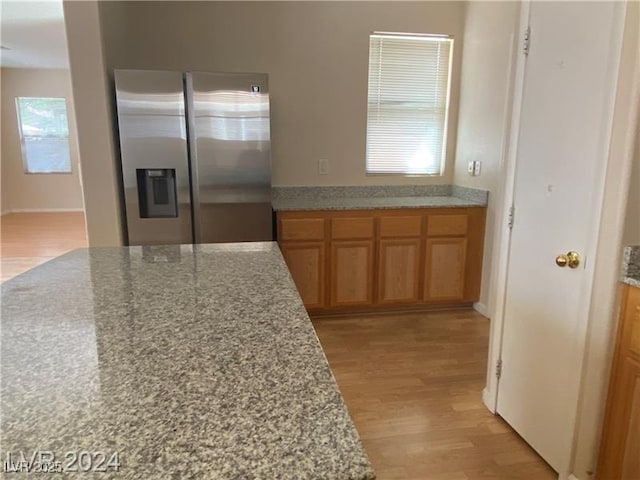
[115,70,193,245]
[186,72,272,243]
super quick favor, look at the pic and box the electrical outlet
[467,161,475,176]
[473,161,482,176]
[318,159,329,175]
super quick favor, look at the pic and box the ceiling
[0,0,69,69]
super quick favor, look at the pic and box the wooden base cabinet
[424,237,467,301]
[330,240,374,307]
[280,242,325,309]
[597,284,640,479]
[378,239,421,304]
[277,207,486,313]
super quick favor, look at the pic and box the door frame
[484,1,633,478]
[481,0,530,415]
[570,3,640,478]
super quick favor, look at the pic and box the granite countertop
[272,195,485,211]
[271,185,488,211]
[622,245,640,288]
[1,243,374,479]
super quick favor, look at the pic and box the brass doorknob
[555,251,580,269]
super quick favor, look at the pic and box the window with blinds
[366,33,454,175]
[15,97,71,173]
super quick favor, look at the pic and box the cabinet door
[598,286,640,479]
[424,237,467,301]
[619,361,640,479]
[280,242,325,309]
[378,239,420,304]
[330,240,374,307]
[598,358,640,480]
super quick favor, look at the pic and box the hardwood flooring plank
[1,212,87,282]
[312,311,557,480]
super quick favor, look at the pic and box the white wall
[98,1,466,187]
[0,68,84,213]
[452,1,520,313]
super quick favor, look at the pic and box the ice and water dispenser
[136,168,178,218]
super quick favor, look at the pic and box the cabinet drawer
[331,217,374,239]
[380,216,422,238]
[427,214,468,236]
[280,218,325,241]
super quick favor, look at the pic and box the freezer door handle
[184,73,201,243]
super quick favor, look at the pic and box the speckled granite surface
[272,195,484,211]
[1,243,374,479]
[622,245,640,288]
[272,185,487,211]
[451,185,490,204]
[272,185,453,199]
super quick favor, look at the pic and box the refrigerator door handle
[184,73,201,243]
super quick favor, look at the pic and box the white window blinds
[15,97,72,173]
[366,33,453,175]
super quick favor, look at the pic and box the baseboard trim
[4,208,84,214]
[311,303,475,319]
[482,387,497,413]
[473,302,489,317]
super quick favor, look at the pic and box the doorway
[0,0,87,281]
[489,1,628,476]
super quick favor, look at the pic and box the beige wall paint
[64,0,123,246]
[0,68,84,213]
[622,133,640,245]
[98,1,466,186]
[452,1,520,311]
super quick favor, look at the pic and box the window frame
[364,31,454,177]
[15,96,73,175]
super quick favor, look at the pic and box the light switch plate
[468,161,475,176]
[318,159,329,175]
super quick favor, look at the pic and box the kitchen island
[1,243,374,479]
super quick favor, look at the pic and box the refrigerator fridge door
[186,72,272,243]
[115,70,193,245]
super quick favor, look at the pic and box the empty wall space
[452,1,520,313]
[97,1,466,187]
[0,68,84,213]
[623,134,640,245]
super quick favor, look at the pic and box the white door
[497,1,624,473]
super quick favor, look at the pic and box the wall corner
[63,0,123,247]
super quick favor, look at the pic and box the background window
[15,97,71,173]
[366,33,453,176]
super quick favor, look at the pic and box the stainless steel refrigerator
[114,69,272,246]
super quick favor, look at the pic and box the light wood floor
[1,212,88,282]
[312,310,557,480]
